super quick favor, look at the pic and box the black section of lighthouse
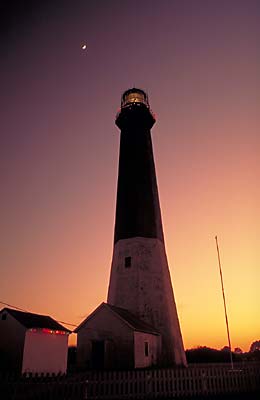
[107,89,187,366]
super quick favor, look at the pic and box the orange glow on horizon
[1,0,259,355]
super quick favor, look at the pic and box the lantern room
[121,88,150,108]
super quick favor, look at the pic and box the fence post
[84,379,88,400]
[201,370,208,396]
[146,371,152,398]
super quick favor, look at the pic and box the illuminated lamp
[30,328,68,335]
[55,330,65,335]
[42,328,53,334]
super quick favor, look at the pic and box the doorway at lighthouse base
[75,303,161,370]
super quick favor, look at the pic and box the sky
[0,0,259,352]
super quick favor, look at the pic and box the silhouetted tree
[185,346,243,364]
[186,347,229,363]
[221,346,231,352]
[246,349,260,361]
[249,340,260,352]
[234,347,243,354]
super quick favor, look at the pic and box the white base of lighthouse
[107,237,187,366]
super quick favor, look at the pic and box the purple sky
[0,0,259,350]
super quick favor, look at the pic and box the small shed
[0,308,70,374]
[75,302,161,370]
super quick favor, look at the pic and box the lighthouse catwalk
[107,88,187,367]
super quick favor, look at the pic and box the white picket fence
[85,363,260,398]
[0,362,259,399]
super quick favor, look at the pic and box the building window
[125,256,131,268]
[145,341,149,357]
[1,314,7,321]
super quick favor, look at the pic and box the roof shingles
[1,308,70,333]
[75,302,159,335]
[105,304,159,335]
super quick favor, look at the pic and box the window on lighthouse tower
[125,256,131,268]
[145,342,149,357]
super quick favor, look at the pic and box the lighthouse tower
[107,89,187,366]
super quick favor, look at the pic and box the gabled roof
[0,308,71,333]
[106,304,160,335]
[74,302,159,335]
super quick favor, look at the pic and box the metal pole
[215,235,234,370]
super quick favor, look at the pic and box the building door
[92,340,105,369]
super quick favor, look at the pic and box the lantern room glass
[121,91,149,108]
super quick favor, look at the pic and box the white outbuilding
[75,302,161,370]
[0,308,70,374]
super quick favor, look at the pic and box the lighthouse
[107,88,187,367]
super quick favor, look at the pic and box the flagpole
[215,235,234,369]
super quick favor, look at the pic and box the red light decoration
[42,328,67,335]
[30,328,68,335]
[42,328,53,334]
[55,330,66,335]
